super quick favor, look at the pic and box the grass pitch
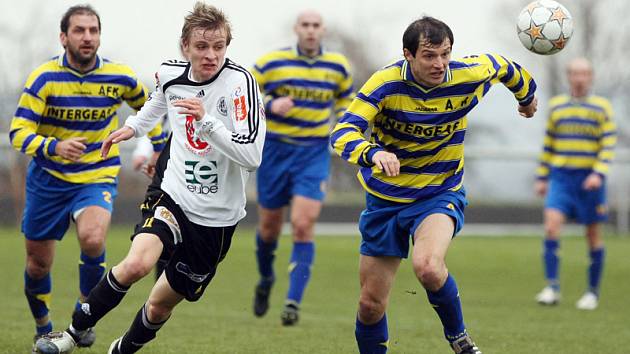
[1,226,628,353]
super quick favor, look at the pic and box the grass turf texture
[1,226,628,353]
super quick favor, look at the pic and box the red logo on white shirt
[185,115,208,150]
[234,95,247,121]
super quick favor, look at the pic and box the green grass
[1,226,629,353]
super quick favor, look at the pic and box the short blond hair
[180,2,232,46]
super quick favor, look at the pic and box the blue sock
[286,242,314,304]
[588,247,605,296]
[256,232,277,289]
[78,251,106,310]
[24,270,52,323]
[543,239,560,291]
[426,274,466,342]
[355,315,388,354]
[36,321,53,336]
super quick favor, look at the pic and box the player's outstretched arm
[101,126,135,158]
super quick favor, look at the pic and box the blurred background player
[534,57,616,310]
[331,16,537,354]
[34,3,265,353]
[250,10,354,325]
[8,4,165,348]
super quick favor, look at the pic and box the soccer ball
[516,0,573,55]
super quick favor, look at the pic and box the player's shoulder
[548,94,571,108]
[256,47,294,64]
[223,58,258,85]
[320,50,350,65]
[25,56,62,80]
[100,57,137,75]
[157,59,189,80]
[586,95,612,109]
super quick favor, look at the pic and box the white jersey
[125,58,266,226]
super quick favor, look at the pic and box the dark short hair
[60,4,101,34]
[403,16,453,56]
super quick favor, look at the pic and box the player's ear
[403,48,413,61]
[60,32,67,49]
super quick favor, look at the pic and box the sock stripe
[106,271,128,293]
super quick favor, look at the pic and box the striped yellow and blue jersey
[331,54,537,203]
[9,54,167,184]
[252,46,353,145]
[536,95,616,179]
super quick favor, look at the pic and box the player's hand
[583,172,602,190]
[141,151,161,178]
[173,98,205,121]
[55,137,87,162]
[534,179,548,197]
[101,126,135,158]
[372,151,400,177]
[270,97,294,116]
[518,96,538,118]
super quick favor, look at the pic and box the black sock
[118,304,168,353]
[72,269,130,331]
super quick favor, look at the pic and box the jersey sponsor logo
[196,89,205,98]
[216,97,228,116]
[184,160,219,195]
[382,116,461,138]
[175,262,209,283]
[275,86,334,103]
[154,206,182,244]
[169,94,185,102]
[98,85,121,98]
[184,116,212,156]
[45,107,115,121]
[232,87,248,121]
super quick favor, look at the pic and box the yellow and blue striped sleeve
[330,70,385,167]
[146,123,167,152]
[333,56,354,119]
[117,65,148,110]
[9,65,58,158]
[251,57,274,112]
[593,99,616,176]
[472,54,537,105]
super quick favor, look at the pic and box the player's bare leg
[355,255,400,353]
[413,213,480,354]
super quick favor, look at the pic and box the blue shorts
[256,139,330,209]
[358,188,467,258]
[545,169,607,224]
[22,161,117,241]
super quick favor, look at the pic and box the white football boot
[576,292,598,310]
[535,286,560,305]
[34,331,76,354]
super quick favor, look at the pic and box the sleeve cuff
[518,95,535,107]
[366,146,384,165]
[47,139,58,156]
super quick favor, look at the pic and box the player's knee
[413,256,445,290]
[358,295,386,323]
[78,227,106,255]
[291,217,315,241]
[118,257,153,282]
[26,258,52,279]
[259,220,282,239]
[146,300,173,323]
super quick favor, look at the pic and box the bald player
[534,58,616,310]
[250,10,354,325]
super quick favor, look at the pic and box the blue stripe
[330,127,359,146]
[267,114,329,128]
[339,112,369,132]
[292,99,332,110]
[380,97,477,125]
[360,167,464,200]
[47,96,121,108]
[555,151,598,157]
[9,129,18,142]
[35,140,47,157]
[499,56,515,83]
[23,88,42,100]
[30,72,138,95]
[556,118,600,126]
[341,139,365,161]
[126,89,145,103]
[449,61,478,70]
[15,107,42,123]
[399,160,460,175]
[34,156,120,174]
[150,133,168,142]
[554,101,606,113]
[603,132,615,137]
[543,146,553,153]
[482,81,492,96]
[258,59,348,76]
[39,112,115,131]
[263,78,338,91]
[510,63,525,93]
[390,134,465,159]
[266,132,328,144]
[21,134,37,153]
[486,54,501,76]
[83,142,103,154]
[338,86,354,98]
[549,133,599,141]
[356,92,380,109]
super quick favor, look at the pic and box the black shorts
[133,192,236,301]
